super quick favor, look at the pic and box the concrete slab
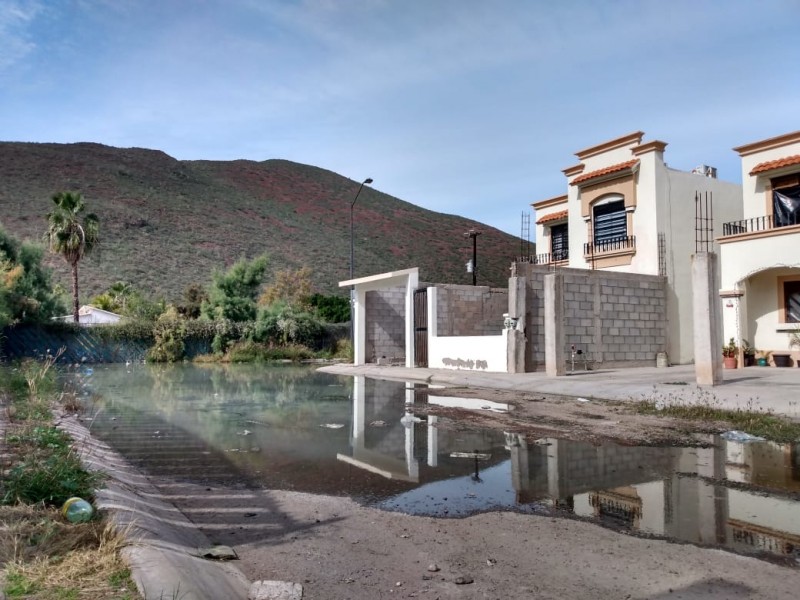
[249,581,304,600]
[318,363,800,419]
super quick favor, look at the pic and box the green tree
[44,192,99,324]
[0,224,63,327]
[202,255,268,322]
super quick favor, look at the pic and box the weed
[634,398,800,443]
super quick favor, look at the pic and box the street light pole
[350,177,373,280]
[465,229,482,286]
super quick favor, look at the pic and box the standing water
[71,363,800,564]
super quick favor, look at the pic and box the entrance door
[413,288,428,367]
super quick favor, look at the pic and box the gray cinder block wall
[435,284,508,336]
[365,287,406,362]
[514,263,667,370]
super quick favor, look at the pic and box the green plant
[722,337,738,358]
[2,424,103,506]
[147,308,187,363]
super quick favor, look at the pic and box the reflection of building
[508,433,800,560]
[337,377,506,482]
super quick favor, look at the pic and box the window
[785,280,800,323]
[550,223,568,261]
[593,199,626,245]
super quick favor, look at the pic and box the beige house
[531,131,742,364]
[719,131,800,366]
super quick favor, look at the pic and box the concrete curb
[58,414,253,600]
[318,363,800,417]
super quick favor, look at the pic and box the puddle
[70,364,800,565]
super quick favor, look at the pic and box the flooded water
[71,363,800,565]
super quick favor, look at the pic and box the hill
[0,142,529,301]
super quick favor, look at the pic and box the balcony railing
[583,235,636,256]
[516,251,568,265]
[722,214,800,236]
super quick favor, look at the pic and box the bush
[307,293,350,323]
[253,303,324,348]
[146,315,187,363]
[225,340,314,362]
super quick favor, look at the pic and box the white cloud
[0,0,43,70]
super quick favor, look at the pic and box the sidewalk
[318,363,800,419]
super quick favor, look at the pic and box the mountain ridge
[0,141,528,301]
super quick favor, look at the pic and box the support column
[545,272,566,377]
[353,288,367,365]
[692,252,722,385]
[507,276,527,373]
[404,270,419,368]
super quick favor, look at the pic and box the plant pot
[772,353,792,367]
[744,354,755,367]
[723,356,737,369]
[757,358,769,366]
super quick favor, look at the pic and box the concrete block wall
[435,284,508,336]
[365,287,406,362]
[515,264,667,369]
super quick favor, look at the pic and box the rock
[454,576,474,585]
[427,563,440,572]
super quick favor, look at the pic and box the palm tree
[44,192,99,323]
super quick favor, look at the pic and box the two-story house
[720,131,800,366]
[532,131,742,365]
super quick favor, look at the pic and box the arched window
[593,195,626,245]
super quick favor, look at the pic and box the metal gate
[413,288,428,367]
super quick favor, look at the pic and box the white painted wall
[428,331,509,372]
[426,286,509,372]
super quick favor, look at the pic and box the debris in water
[576,397,590,403]
[237,429,252,436]
[721,430,765,443]
[370,420,387,427]
[320,423,345,429]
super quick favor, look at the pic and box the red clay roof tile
[750,154,800,175]
[570,159,638,185]
[536,209,569,225]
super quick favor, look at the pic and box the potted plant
[742,340,755,367]
[722,337,738,369]
[756,350,770,367]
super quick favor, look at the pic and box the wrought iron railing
[722,214,800,236]
[583,235,636,256]
[516,251,568,265]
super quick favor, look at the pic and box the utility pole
[465,229,482,286]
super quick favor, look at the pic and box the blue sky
[1,0,798,238]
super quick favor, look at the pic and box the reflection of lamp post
[465,229,482,286]
[350,177,373,280]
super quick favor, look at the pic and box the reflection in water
[75,364,800,563]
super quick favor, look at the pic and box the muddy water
[72,364,800,564]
